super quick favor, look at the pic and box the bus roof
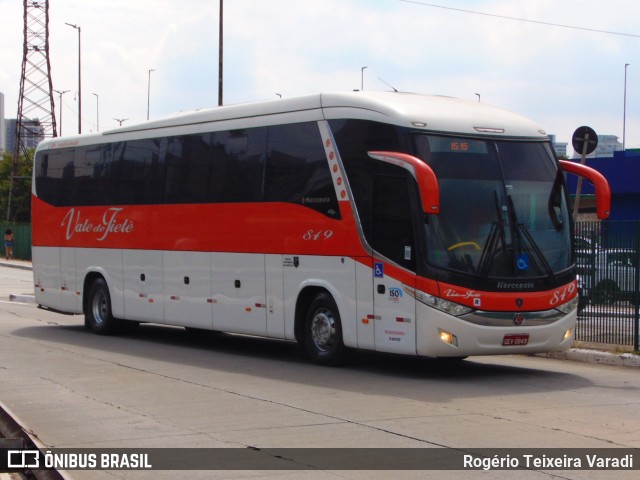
[319,92,547,138]
[39,91,548,150]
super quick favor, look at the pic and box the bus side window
[34,152,50,202]
[211,128,266,203]
[265,123,340,218]
[74,146,107,206]
[36,149,74,206]
[114,139,161,205]
[163,134,214,204]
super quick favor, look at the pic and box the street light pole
[65,23,82,134]
[147,69,155,120]
[475,93,481,102]
[623,63,630,151]
[218,0,223,106]
[92,93,99,131]
[361,66,367,91]
[53,89,69,136]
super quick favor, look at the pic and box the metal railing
[574,221,639,350]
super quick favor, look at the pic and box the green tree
[0,149,34,223]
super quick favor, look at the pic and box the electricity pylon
[8,0,57,221]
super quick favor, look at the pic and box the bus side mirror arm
[559,160,611,220]
[368,151,440,214]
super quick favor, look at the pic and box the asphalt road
[0,265,639,480]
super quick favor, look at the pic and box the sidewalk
[1,259,637,368]
[0,259,35,304]
[0,258,32,271]
[535,347,640,368]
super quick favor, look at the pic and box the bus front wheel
[86,278,120,335]
[304,292,347,366]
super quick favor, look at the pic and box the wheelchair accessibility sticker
[516,254,529,271]
[374,262,384,278]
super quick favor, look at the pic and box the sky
[1,0,639,155]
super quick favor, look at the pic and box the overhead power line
[399,0,640,38]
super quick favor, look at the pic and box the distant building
[5,118,45,154]
[548,134,568,158]
[0,92,5,152]
[572,134,622,159]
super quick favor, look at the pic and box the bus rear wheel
[304,292,347,366]
[86,278,120,335]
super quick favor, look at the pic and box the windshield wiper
[507,195,556,282]
[517,223,556,283]
[478,191,507,276]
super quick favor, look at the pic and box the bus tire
[304,292,347,366]
[86,278,120,335]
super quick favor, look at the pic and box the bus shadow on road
[11,320,593,401]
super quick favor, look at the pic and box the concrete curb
[0,260,32,271]
[1,262,35,304]
[535,348,640,368]
[9,293,36,304]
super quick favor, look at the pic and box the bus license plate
[502,334,529,346]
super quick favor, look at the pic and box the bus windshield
[413,135,571,280]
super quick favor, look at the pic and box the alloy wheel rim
[92,291,107,325]
[311,309,336,352]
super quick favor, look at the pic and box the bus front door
[372,259,417,356]
[371,174,417,355]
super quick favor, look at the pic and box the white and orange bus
[32,92,610,365]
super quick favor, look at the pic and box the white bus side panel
[123,250,164,323]
[211,253,267,336]
[372,265,417,356]
[75,248,125,318]
[33,246,62,311]
[60,248,79,313]
[283,256,357,348]
[163,251,213,329]
[355,260,375,350]
[30,246,78,314]
[265,254,285,338]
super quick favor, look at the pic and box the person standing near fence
[4,229,14,260]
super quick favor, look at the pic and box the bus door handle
[377,284,386,294]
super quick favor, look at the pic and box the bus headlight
[555,295,579,314]
[414,290,474,316]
